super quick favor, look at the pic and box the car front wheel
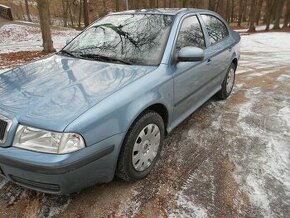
[116,111,165,181]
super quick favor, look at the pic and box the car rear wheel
[116,111,165,181]
[216,63,236,100]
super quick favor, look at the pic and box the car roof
[110,8,212,16]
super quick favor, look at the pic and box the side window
[201,15,229,45]
[176,16,205,51]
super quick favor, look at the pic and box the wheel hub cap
[132,124,161,172]
[226,68,235,94]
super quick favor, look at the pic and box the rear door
[200,14,232,86]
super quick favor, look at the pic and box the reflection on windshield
[63,14,174,66]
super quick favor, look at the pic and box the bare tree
[83,0,89,27]
[37,0,55,53]
[78,0,82,28]
[283,0,290,27]
[248,0,257,32]
[255,0,264,25]
[237,0,244,27]
[204,0,210,9]
[226,0,231,22]
[98,0,107,16]
[215,0,221,11]
[115,0,120,11]
[62,0,69,27]
[24,0,32,22]
[230,0,235,23]
[265,0,275,30]
[273,0,285,29]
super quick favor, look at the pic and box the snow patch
[171,194,208,218]
[277,74,290,82]
[278,106,290,128]
[232,87,290,217]
[0,24,79,53]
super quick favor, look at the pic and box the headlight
[13,125,85,154]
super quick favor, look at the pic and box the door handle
[207,58,212,65]
[228,47,233,52]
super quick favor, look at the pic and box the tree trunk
[248,0,257,32]
[237,0,244,27]
[36,0,55,53]
[24,0,32,22]
[283,0,290,27]
[204,0,209,9]
[273,0,285,29]
[215,0,221,11]
[20,3,25,20]
[102,0,107,16]
[115,0,120,11]
[265,0,274,30]
[69,4,74,27]
[183,0,188,8]
[255,0,264,25]
[78,0,82,28]
[242,0,248,22]
[226,0,231,22]
[62,0,68,27]
[83,0,89,27]
[230,0,235,23]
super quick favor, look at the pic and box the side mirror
[66,38,73,45]
[177,46,205,62]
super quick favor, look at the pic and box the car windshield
[62,14,175,66]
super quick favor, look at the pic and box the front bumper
[0,133,125,194]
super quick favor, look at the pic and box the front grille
[10,175,61,192]
[0,119,8,141]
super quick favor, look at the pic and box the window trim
[200,13,230,46]
[169,13,207,65]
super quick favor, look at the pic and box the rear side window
[176,16,205,51]
[201,15,229,45]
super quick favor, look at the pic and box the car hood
[0,55,156,131]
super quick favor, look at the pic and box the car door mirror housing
[177,46,205,62]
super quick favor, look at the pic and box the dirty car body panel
[0,9,240,194]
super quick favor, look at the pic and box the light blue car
[0,9,240,194]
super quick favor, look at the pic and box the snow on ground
[237,32,290,75]
[235,24,282,33]
[0,24,79,54]
[232,86,290,216]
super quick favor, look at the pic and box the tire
[116,111,165,181]
[216,63,236,100]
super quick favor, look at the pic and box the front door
[173,15,211,122]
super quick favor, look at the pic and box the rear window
[201,15,229,45]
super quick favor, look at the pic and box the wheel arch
[128,103,169,135]
[232,58,238,70]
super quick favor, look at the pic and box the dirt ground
[0,32,289,217]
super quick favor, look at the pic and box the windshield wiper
[80,54,132,65]
[59,50,76,57]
